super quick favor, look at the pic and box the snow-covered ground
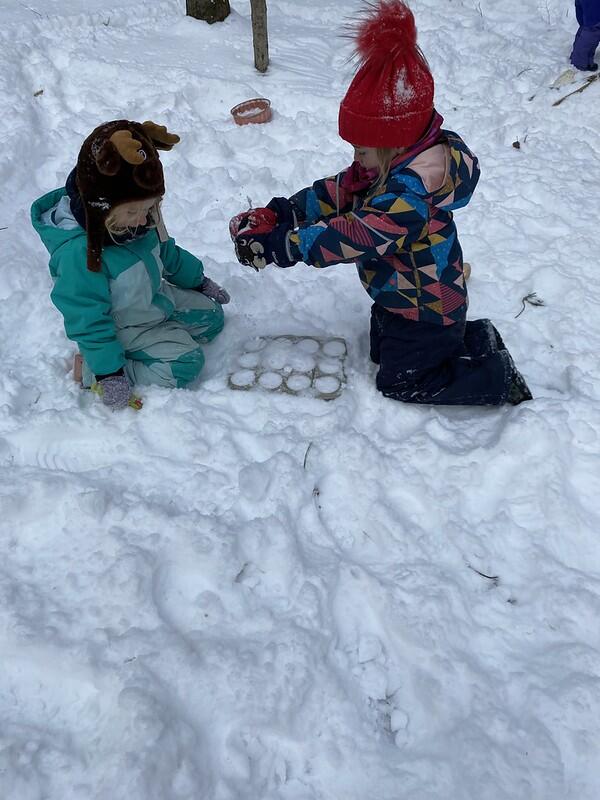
[1,0,600,797]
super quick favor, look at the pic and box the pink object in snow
[231,98,272,126]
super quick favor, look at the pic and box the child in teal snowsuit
[31,119,227,409]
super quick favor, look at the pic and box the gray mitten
[199,276,230,305]
[99,374,131,410]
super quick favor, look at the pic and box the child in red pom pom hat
[231,0,532,406]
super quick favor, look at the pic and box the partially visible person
[571,0,600,71]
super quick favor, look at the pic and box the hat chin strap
[150,202,169,242]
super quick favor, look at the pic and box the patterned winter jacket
[287,130,480,326]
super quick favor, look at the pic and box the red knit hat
[339,1,434,148]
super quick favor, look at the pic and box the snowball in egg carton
[229,335,347,400]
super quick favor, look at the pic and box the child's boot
[507,366,533,405]
[490,323,506,352]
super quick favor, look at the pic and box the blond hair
[373,147,407,192]
[105,199,160,239]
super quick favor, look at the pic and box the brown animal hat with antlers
[76,119,180,271]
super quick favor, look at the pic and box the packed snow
[1,0,600,798]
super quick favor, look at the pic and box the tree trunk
[250,0,269,73]
[186,0,230,24]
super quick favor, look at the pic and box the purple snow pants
[571,1,600,69]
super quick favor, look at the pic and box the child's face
[353,145,380,170]
[112,197,160,230]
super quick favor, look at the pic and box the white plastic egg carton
[229,335,347,400]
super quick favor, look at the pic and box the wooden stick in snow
[553,74,599,107]
[251,0,269,73]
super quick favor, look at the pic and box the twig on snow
[17,1,42,16]
[553,74,599,107]
[468,564,499,585]
[543,1,551,25]
[515,292,545,318]
[303,441,313,470]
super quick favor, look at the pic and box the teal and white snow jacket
[31,188,205,377]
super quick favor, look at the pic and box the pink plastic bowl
[231,98,272,126]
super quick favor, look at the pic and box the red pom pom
[355,0,417,63]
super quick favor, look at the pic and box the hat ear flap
[141,120,180,151]
[83,204,105,272]
[95,140,121,176]
[132,159,163,192]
